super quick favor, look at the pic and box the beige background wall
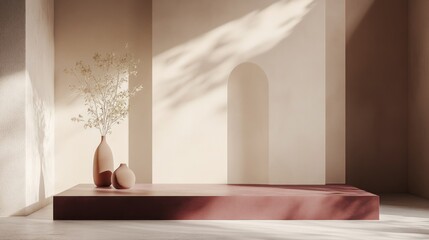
[346,0,408,193]
[54,0,152,193]
[0,0,54,216]
[153,0,328,184]
[408,0,429,198]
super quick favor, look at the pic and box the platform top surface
[55,184,377,197]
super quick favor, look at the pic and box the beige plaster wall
[326,0,345,184]
[153,0,328,184]
[0,0,27,217]
[129,0,152,184]
[24,0,55,214]
[0,0,54,216]
[346,0,408,193]
[409,0,429,198]
[54,0,152,193]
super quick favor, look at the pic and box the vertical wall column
[0,0,54,216]
[325,0,346,184]
[346,0,408,193]
[24,0,55,215]
[129,0,153,183]
[0,0,27,217]
[409,0,429,198]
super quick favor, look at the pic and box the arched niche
[227,62,269,184]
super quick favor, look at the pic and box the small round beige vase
[93,136,114,187]
[112,163,136,189]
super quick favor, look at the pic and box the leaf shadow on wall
[12,87,54,216]
[154,0,317,113]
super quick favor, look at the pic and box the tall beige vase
[93,136,114,187]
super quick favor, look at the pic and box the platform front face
[54,184,379,220]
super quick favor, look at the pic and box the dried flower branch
[66,52,143,136]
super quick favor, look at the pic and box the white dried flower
[66,51,143,136]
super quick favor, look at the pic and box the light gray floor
[1,194,429,240]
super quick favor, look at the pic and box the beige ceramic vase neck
[93,135,114,187]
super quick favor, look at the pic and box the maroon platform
[53,184,379,220]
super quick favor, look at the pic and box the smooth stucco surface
[409,0,429,199]
[0,0,54,216]
[24,0,55,214]
[346,0,408,193]
[0,0,26,217]
[326,0,345,184]
[153,0,327,184]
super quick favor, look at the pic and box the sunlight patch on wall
[154,0,314,115]
[25,73,55,208]
[153,0,316,183]
[0,71,27,216]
